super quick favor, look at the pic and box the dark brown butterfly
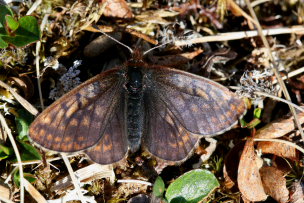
[29,50,245,165]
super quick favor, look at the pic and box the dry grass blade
[61,153,86,203]
[51,163,115,191]
[35,41,44,111]
[23,178,47,203]
[230,86,304,114]
[0,196,14,203]
[254,91,304,113]
[244,0,304,141]
[272,66,304,84]
[174,26,304,46]
[35,8,51,111]
[11,154,79,167]
[0,113,24,203]
[26,0,42,15]
[0,81,38,116]
[117,179,152,186]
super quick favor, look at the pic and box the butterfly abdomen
[125,67,145,153]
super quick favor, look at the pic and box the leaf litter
[0,0,303,202]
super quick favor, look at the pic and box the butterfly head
[127,49,145,66]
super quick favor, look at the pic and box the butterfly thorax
[125,66,145,153]
[126,66,143,94]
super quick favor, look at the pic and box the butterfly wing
[85,97,128,164]
[146,66,245,135]
[143,89,200,161]
[29,68,128,162]
[143,66,245,161]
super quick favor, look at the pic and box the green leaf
[16,139,42,161]
[153,176,166,198]
[165,169,219,203]
[15,109,34,141]
[14,170,36,187]
[239,118,247,127]
[0,144,14,160]
[254,108,262,119]
[0,5,13,28]
[2,16,40,47]
[245,118,261,129]
[5,15,19,32]
[0,150,9,160]
[0,35,8,48]
[0,144,14,155]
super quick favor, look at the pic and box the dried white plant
[49,60,82,100]
[236,68,277,99]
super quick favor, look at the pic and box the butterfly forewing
[145,66,245,136]
[29,68,125,153]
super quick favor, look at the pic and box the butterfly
[29,50,246,165]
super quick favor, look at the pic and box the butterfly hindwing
[143,88,200,161]
[85,95,128,164]
[29,68,125,153]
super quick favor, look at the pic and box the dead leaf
[237,138,267,201]
[102,0,133,18]
[0,182,10,200]
[255,112,304,139]
[290,181,304,203]
[154,158,176,174]
[260,166,289,203]
[257,141,298,161]
[223,142,245,189]
[241,195,253,203]
[223,165,235,189]
[8,75,34,99]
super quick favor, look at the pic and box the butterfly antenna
[92,24,134,54]
[143,40,173,56]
